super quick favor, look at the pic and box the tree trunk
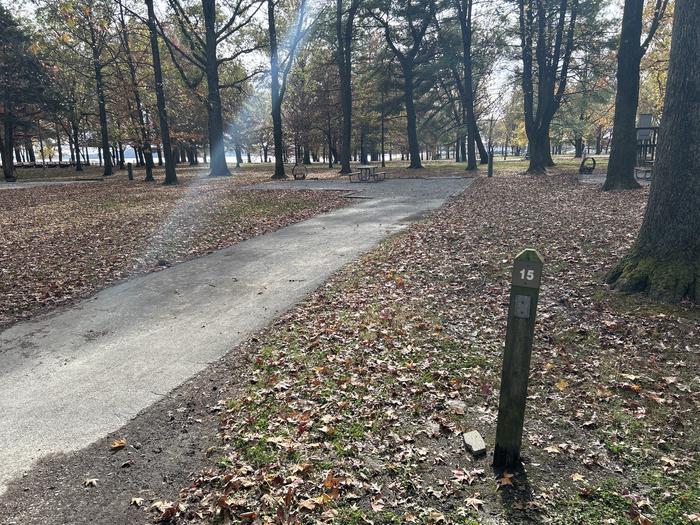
[403,68,422,169]
[37,125,45,166]
[235,144,243,167]
[71,120,82,171]
[25,139,36,163]
[544,135,555,166]
[475,126,488,164]
[2,97,15,181]
[118,142,125,170]
[68,132,75,164]
[336,0,359,174]
[528,129,551,174]
[202,0,231,177]
[378,5,430,170]
[457,0,477,170]
[146,0,177,184]
[0,133,11,180]
[519,0,577,174]
[604,0,643,190]
[327,112,334,168]
[268,0,287,179]
[607,0,699,303]
[119,3,154,182]
[89,26,112,177]
[266,0,307,178]
[55,124,63,164]
[380,91,386,168]
[360,125,367,164]
[270,100,285,178]
[464,110,476,170]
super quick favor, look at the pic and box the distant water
[0,146,266,166]
[82,147,263,164]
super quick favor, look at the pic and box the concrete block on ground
[463,430,487,457]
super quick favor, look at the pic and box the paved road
[0,177,473,495]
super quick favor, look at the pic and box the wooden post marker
[493,249,544,471]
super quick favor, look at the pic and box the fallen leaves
[318,425,336,437]
[496,472,514,488]
[452,468,484,486]
[140,172,699,524]
[0,178,347,327]
[465,494,484,510]
[110,438,127,451]
[150,500,184,522]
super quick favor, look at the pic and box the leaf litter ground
[154,172,699,524]
[1,169,698,525]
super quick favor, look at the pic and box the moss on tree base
[607,254,698,304]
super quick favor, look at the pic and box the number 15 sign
[511,258,543,289]
[493,248,544,471]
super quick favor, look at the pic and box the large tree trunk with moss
[607,0,699,303]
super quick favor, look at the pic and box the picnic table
[349,164,386,183]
